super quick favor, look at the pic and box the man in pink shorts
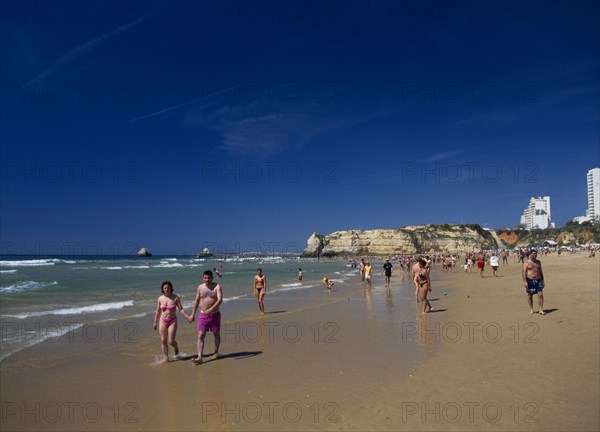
[189,270,223,365]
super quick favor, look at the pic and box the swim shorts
[477,261,485,269]
[198,310,221,332]
[526,278,544,295]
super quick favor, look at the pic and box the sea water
[0,255,358,361]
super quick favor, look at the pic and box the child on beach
[298,268,303,281]
[323,277,334,291]
[153,281,190,362]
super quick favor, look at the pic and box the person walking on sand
[254,268,267,315]
[359,259,366,282]
[522,249,546,315]
[189,270,223,365]
[476,251,485,278]
[364,262,373,287]
[414,259,433,314]
[153,281,190,362]
[489,253,500,277]
[501,249,509,266]
[382,258,393,288]
[411,258,422,302]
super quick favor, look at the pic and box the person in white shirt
[489,253,500,277]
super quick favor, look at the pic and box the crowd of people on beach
[152,244,597,364]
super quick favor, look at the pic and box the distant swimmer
[254,268,267,315]
[153,281,190,362]
[213,267,222,278]
[414,259,433,314]
[298,268,303,281]
[189,270,223,364]
[323,277,334,291]
[522,249,545,315]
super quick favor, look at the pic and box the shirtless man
[254,268,267,315]
[189,270,223,364]
[476,251,485,278]
[411,258,421,303]
[522,249,545,315]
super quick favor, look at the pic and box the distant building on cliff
[520,196,554,230]
[573,168,600,224]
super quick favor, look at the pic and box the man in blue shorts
[522,249,546,315]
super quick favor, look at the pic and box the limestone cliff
[302,224,502,256]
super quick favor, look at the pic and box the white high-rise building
[573,167,600,224]
[586,168,600,220]
[520,196,553,229]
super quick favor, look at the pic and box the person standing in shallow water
[189,270,223,365]
[382,258,393,288]
[254,268,267,315]
[153,281,190,363]
[414,259,433,314]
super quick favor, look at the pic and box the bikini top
[160,304,176,311]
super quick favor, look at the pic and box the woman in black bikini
[253,268,267,315]
[414,260,433,314]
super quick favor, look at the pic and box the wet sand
[1,253,598,431]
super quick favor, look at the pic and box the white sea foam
[123,265,150,269]
[222,295,247,302]
[261,256,284,262]
[5,300,135,319]
[155,263,184,268]
[272,284,316,293]
[0,259,58,267]
[0,269,17,274]
[103,266,123,270]
[0,281,58,293]
[280,282,302,288]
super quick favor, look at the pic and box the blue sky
[1,0,599,255]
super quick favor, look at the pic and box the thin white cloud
[422,149,467,162]
[21,9,158,89]
[125,87,237,124]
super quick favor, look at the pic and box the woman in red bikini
[153,281,190,362]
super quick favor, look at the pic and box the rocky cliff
[497,223,600,247]
[302,225,503,257]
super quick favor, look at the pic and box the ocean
[0,255,363,361]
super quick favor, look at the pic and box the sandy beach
[1,253,598,431]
